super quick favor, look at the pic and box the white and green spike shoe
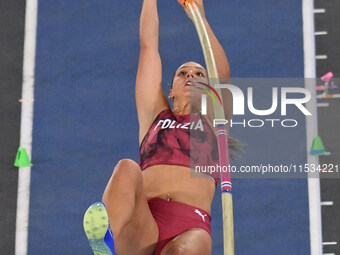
[83,202,115,255]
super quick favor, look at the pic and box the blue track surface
[28,0,310,254]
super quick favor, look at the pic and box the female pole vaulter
[83,0,240,254]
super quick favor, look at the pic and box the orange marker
[19,98,35,103]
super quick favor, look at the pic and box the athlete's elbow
[140,40,158,51]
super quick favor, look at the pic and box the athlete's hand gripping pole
[183,1,234,254]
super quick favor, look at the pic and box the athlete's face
[169,62,208,103]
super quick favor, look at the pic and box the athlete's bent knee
[111,158,142,186]
[165,245,194,255]
[113,158,141,176]
[116,158,139,170]
[116,158,138,169]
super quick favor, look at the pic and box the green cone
[310,136,326,156]
[14,147,31,167]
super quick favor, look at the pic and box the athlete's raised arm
[136,0,169,143]
[178,0,232,121]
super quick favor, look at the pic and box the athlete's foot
[83,202,115,255]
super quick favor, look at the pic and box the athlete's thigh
[161,228,212,255]
[115,186,159,255]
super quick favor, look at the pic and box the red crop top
[139,109,219,184]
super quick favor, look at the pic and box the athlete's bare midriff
[142,164,215,214]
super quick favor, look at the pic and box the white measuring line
[314,9,326,13]
[317,93,340,99]
[314,31,328,36]
[323,242,337,246]
[322,253,335,255]
[317,102,329,107]
[321,201,333,206]
[15,0,38,254]
[316,55,328,60]
[316,152,331,156]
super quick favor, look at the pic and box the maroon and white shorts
[147,197,211,255]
